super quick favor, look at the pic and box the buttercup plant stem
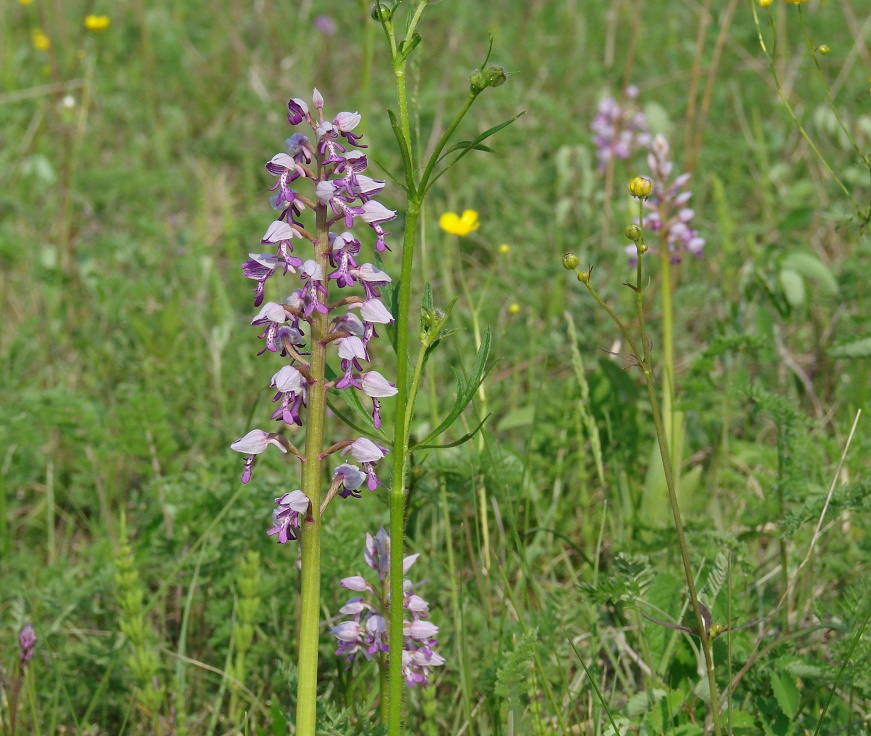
[568,191,723,736]
[752,2,868,225]
[377,5,496,730]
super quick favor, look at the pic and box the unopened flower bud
[628,177,652,199]
[577,271,590,284]
[562,252,580,270]
[371,2,392,21]
[639,243,649,255]
[817,44,830,55]
[470,66,507,93]
[757,0,773,7]
[624,224,643,241]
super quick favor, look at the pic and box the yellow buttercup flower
[84,15,111,31]
[498,243,511,254]
[18,0,34,5]
[508,303,520,315]
[756,0,773,6]
[32,28,50,51]
[784,0,809,4]
[439,209,480,237]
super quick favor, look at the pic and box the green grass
[2,0,870,734]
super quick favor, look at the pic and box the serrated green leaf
[672,725,704,736]
[779,268,805,308]
[625,688,666,717]
[770,672,800,719]
[727,709,758,735]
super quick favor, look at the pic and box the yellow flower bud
[628,176,652,199]
[498,244,511,255]
[757,0,774,6]
[508,303,520,315]
[817,45,830,55]
[562,252,580,270]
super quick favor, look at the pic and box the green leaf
[778,268,805,309]
[829,337,871,359]
[625,688,666,717]
[770,672,800,719]
[728,709,758,732]
[397,32,421,62]
[369,155,406,192]
[422,113,525,195]
[387,108,416,193]
[496,406,535,432]
[411,328,492,449]
[422,281,434,311]
[413,413,489,451]
[780,251,838,297]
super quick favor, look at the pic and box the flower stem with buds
[564,189,723,736]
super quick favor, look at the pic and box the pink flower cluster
[230,89,398,540]
[331,528,445,688]
[591,85,651,169]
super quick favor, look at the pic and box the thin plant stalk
[570,196,723,736]
[378,8,486,731]
[657,233,678,496]
[752,3,868,224]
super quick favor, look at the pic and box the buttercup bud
[628,177,652,199]
[470,65,507,93]
[577,271,590,284]
[562,252,580,270]
[818,45,830,55]
[757,0,773,7]
[371,2,392,21]
[624,224,643,241]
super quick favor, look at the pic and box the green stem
[797,9,871,178]
[634,273,722,736]
[387,199,421,735]
[295,183,331,736]
[658,232,678,490]
[752,4,868,223]
[458,264,491,571]
[582,230,722,734]
[418,92,479,195]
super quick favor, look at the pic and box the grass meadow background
[1,0,870,733]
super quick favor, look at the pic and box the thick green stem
[295,191,331,736]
